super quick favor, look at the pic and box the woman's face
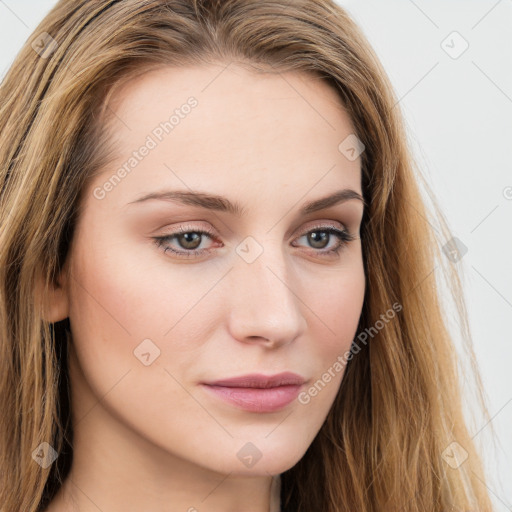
[58,63,366,477]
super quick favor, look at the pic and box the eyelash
[153,223,357,260]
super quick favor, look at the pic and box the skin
[43,62,366,512]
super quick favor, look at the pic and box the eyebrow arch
[126,188,366,216]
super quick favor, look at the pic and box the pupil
[180,232,201,249]
[309,231,328,248]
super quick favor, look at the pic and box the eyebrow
[126,188,366,216]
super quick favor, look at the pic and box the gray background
[1,0,510,509]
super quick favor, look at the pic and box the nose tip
[226,258,307,348]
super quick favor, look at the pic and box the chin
[207,439,310,476]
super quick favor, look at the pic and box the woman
[0,0,494,511]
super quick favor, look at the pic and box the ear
[37,260,70,324]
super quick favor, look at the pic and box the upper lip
[203,372,306,389]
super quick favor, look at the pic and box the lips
[201,372,306,413]
[203,372,306,388]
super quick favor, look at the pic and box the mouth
[201,372,306,413]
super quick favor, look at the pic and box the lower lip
[201,384,302,413]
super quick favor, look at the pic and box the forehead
[108,62,349,122]
[90,63,362,210]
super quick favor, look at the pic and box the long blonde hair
[0,1,494,510]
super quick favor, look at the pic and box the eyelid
[157,222,217,238]
[298,219,347,234]
[156,219,349,241]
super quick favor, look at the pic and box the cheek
[306,256,365,354]
[289,255,365,411]
[66,233,212,443]
[68,225,222,349]
[65,224,228,416]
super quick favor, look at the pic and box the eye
[153,224,218,259]
[292,224,357,257]
[152,223,358,260]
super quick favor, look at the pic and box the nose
[226,246,307,348]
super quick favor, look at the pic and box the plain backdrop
[1,0,511,509]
